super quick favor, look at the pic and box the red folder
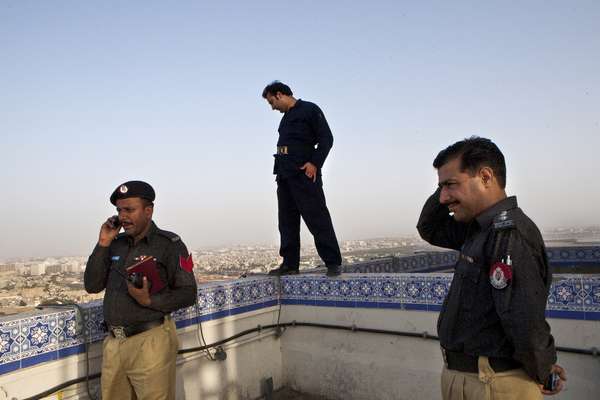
[127,256,166,295]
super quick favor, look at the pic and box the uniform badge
[493,210,515,230]
[179,254,194,272]
[489,255,512,289]
[119,185,128,194]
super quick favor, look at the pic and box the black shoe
[268,265,299,276]
[326,265,342,277]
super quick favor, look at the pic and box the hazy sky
[1,1,599,260]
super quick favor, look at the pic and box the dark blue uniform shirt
[274,99,333,178]
[417,192,556,384]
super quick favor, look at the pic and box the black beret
[110,180,156,205]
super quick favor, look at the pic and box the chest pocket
[154,257,170,286]
[455,260,482,311]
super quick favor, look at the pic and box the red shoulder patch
[179,254,194,273]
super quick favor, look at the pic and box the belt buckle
[278,146,288,155]
[111,326,126,339]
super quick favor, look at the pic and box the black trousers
[277,174,342,269]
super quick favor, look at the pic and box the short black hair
[262,81,293,98]
[141,198,154,208]
[433,136,507,189]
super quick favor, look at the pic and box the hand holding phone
[541,364,566,395]
[108,216,121,229]
[543,373,558,391]
[98,215,121,247]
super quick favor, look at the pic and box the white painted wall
[0,307,283,400]
[1,306,598,400]
[279,305,600,400]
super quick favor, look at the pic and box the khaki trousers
[441,356,542,400]
[101,318,179,400]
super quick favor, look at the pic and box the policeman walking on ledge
[417,137,566,399]
[85,180,197,400]
[262,81,343,277]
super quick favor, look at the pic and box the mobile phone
[543,372,558,391]
[108,216,121,229]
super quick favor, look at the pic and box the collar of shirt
[126,220,158,247]
[475,196,518,229]
[286,98,303,114]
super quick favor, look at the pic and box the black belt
[276,145,314,155]
[108,318,165,339]
[443,349,521,373]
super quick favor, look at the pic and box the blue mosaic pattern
[1,270,599,376]
[282,274,453,311]
[546,246,600,265]
[280,273,600,320]
[0,277,280,376]
[344,252,459,274]
[0,318,21,374]
[347,246,600,274]
[173,277,278,328]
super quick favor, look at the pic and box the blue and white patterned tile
[376,275,404,305]
[547,246,600,264]
[258,278,278,303]
[202,286,228,316]
[547,277,585,313]
[229,282,249,309]
[352,275,380,307]
[582,276,600,319]
[424,274,452,309]
[280,275,315,304]
[312,275,341,304]
[241,280,264,304]
[0,317,22,373]
[400,274,430,310]
[226,278,269,311]
[196,289,211,315]
[56,309,82,348]
[81,302,106,343]
[19,313,58,367]
[171,305,194,323]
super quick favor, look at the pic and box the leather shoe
[326,265,342,277]
[268,265,299,276]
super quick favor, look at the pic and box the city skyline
[2,1,599,259]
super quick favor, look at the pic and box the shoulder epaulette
[156,229,181,243]
[493,210,515,230]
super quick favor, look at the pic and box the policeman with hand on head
[85,180,197,400]
[417,137,566,400]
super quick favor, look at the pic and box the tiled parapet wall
[1,273,599,377]
[344,252,459,274]
[347,246,600,273]
[546,246,600,265]
[0,277,278,376]
[281,274,600,321]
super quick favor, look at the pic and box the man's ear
[479,167,494,187]
[145,205,154,219]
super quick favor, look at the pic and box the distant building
[30,264,46,276]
